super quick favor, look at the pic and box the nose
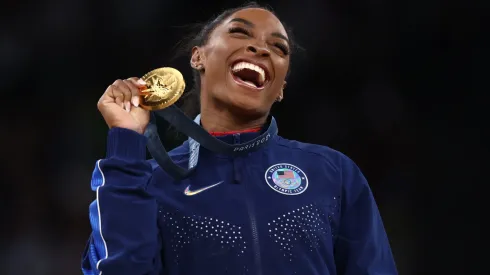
[246,44,270,57]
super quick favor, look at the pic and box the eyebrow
[229,17,290,44]
[230,17,255,27]
[271,32,290,44]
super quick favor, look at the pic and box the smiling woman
[81,2,398,275]
[180,3,296,130]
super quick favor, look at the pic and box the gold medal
[139,67,186,111]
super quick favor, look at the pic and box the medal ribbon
[144,105,277,180]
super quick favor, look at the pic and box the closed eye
[229,26,289,56]
[274,43,290,55]
[228,26,251,36]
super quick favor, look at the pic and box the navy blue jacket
[81,127,397,275]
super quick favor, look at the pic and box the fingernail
[125,102,131,112]
[131,96,139,107]
[137,79,147,85]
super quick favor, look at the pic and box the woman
[81,3,397,275]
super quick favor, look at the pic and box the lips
[230,59,271,90]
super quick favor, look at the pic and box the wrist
[106,127,148,160]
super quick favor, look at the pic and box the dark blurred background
[0,0,483,274]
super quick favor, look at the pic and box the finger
[112,79,132,102]
[106,85,124,108]
[127,78,147,107]
[113,79,133,112]
[123,79,141,110]
[127,77,147,87]
[123,79,144,96]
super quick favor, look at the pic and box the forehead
[223,8,287,37]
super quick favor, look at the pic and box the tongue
[233,68,260,88]
[242,79,258,88]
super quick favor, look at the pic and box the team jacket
[81,126,397,275]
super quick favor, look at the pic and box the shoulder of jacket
[274,136,352,173]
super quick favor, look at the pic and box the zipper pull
[233,133,240,144]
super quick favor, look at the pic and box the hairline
[200,6,277,45]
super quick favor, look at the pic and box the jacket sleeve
[333,155,398,275]
[81,127,162,275]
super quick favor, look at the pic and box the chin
[211,79,273,118]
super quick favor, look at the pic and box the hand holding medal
[97,67,185,135]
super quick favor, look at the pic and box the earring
[190,61,203,70]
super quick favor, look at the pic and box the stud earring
[190,61,203,70]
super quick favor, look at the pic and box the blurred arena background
[0,0,482,274]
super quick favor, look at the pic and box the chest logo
[265,163,308,195]
[184,181,223,196]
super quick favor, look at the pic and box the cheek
[275,59,290,81]
[204,37,233,67]
[270,60,289,90]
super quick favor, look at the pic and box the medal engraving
[139,67,185,110]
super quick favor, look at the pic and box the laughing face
[191,8,290,118]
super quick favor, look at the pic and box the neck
[200,107,268,133]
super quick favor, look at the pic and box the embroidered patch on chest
[264,163,308,195]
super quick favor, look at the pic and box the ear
[279,81,287,97]
[191,46,204,70]
[275,81,286,102]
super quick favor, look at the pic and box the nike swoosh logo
[184,181,223,196]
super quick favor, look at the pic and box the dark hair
[176,1,301,118]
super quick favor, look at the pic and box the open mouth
[230,60,270,90]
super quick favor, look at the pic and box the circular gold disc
[139,67,185,111]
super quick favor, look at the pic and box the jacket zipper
[233,134,262,275]
[245,195,262,275]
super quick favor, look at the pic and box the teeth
[232,61,266,84]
